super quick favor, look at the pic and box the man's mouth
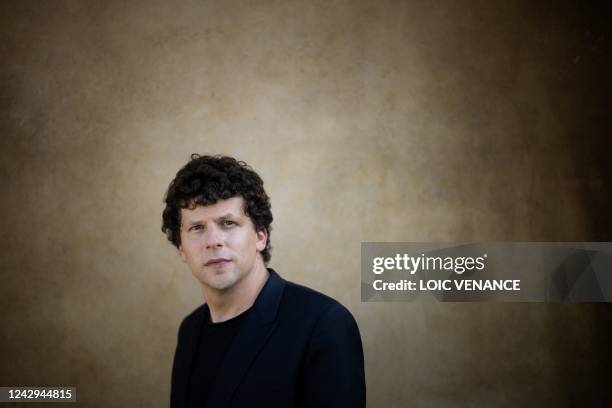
[205,258,230,267]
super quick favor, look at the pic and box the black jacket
[170,269,366,408]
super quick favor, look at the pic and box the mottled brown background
[1,1,611,407]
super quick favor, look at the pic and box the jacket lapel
[206,269,286,408]
[174,304,208,408]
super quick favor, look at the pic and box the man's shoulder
[283,279,338,308]
[279,278,356,324]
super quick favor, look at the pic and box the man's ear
[255,228,268,252]
[178,245,187,262]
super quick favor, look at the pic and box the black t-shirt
[186,307,251,408]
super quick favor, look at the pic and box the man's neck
[202,262,269,323]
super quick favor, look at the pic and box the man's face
[178,196,267,293]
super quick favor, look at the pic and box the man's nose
[204,225,223,248]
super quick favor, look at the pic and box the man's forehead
[181,197,246,221]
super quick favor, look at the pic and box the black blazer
[170,269,366,408]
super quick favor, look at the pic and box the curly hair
[161,154,273,264]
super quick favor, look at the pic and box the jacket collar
[248,268,285,323]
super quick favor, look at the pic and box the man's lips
[205,258,231,266]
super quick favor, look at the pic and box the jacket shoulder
[281,280,356,323]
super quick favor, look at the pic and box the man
[162,154,366,408]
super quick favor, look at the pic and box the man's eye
[189,225,204,232]
[221,220,236,227]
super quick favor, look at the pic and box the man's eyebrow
[214,213,240,221]
[185,213,240,226]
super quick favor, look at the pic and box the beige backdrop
[1,1,611,407]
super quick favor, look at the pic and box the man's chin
[202,275,238,292]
